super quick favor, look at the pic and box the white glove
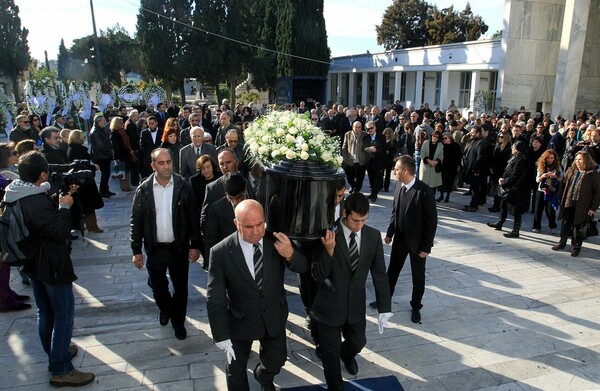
[378,312,393,334]
[215,339,236,364]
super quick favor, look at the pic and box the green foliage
[28,66,57,82]
[237,90,259,105]
[377,0,488,50]
[67,25,141,83]
[492,30,503,39]
[216,84,231,106]
[474,90,500,114]
[137,0,193,97]
[0,0,31,102]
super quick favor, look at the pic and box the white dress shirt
[153,175,175,243]
[340,220,361,254]
[238,233,263,279]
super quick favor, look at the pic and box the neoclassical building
[327,0,599,118]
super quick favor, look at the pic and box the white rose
[276,128,285,137]
[316,134,325,143]
[279,146,288,153]
[250,143,259,153]
[288,126,298,135]
[286,134,295,143]
[300,151,309,160]
[286,150,296,159]
[262,135,270,143]
[271,150,280,158]
[301,143,309,151]
[258,145,269,155]
[321,152,331,162]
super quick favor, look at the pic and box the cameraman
[3,151,95,386]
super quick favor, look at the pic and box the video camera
[48,160,96,193]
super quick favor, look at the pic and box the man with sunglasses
[9,115,39,143]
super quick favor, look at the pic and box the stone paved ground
[1,175,599,391]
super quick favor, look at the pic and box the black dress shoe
[551,243,566,251]
[503,231,519,238]
[174,326,187,340]
[368,301,378,309]
[253,363,276,390]
[461,206,478,212]
[0,302,31,313]
[436,195,444,202]
[100,192,112,198]
[571,248,581,257]
[411,309,421,323]
[343,357,358,375]
[159,310,170,326]
[487,221,502,231]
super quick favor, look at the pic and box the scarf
[565,170,588,208]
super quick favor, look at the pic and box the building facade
[327,0,600,118]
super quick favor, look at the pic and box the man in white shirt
[131,148,201,340]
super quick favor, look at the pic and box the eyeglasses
[498,136,504,139]
[366,126,375,130]
[432,135,439,139]
[10,151,18,156]
[32,118,40,121]
[19,121,30,124]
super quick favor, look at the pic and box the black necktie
[253,244,263,289]
[196,147,200,156]
[349,232,359,272]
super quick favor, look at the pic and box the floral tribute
[25,77,57,116]
[244,111,342,168]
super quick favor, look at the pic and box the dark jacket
[558,168,600,226]
[4,180,75,284]
[40,143,69,164]
[9,127,39,143]
[311,223,391,327]
[67,144,104,213]
[490,143,512,181]
[463,138,489,183]
[130,173,201,255]
[441,141,463,192]
[501,152,530,214]
[89,124,113,161]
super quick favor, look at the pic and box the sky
[15,0,505,62]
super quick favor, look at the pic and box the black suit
[207,233,308,390]
[204,196,236,258]
[139,128,164,178]
[385,179,437,310]
[311,222,391,390]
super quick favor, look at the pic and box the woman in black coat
[67,130,104,233]
[487,140,530,238]
[440,132,463,202]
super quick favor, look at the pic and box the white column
[376,71,384,108]
[336,73,343,104]
[361,72,368,105]
[414,71,424,108]
[394,71,402,103]
[348,73,355,108]
[439,70,450,110]
[469,70,481,113]
[551,0,590,118]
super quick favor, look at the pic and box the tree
[377,0,488,50]
[67,26,142,84]
[289,0,330,77]
[0,0,31,102]
[376,0,430,50]
[137,0,193,101]
[57,39,69,81]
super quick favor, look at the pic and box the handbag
[585,216,599,238]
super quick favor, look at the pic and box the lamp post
[89,0,104,82]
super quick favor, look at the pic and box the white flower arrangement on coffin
[244,111,342,168]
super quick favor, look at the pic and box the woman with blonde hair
[552,151,600,256]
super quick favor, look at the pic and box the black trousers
[95,158,111,193]
[146,244,190,328]
[298,271,320,345]
[559,206,584,249]
[366,163,383,196]
[228,331,287,390]
[317,318,367,391]
[387,235,426,310]
[469,175,487,207]
[533,191,557,230]
[344,163,366,193]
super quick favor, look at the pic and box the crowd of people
[1,96,599,389]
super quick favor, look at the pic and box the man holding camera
[3,151,95,387]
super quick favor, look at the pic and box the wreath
[118,84,143,106]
